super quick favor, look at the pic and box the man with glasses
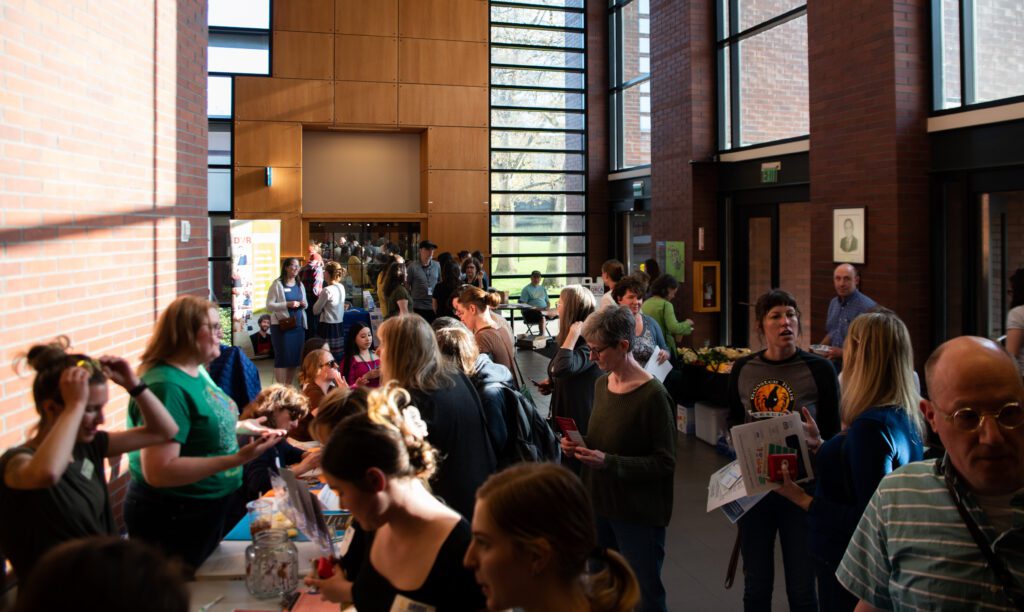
[837,336,1024,611]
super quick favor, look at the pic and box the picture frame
[692,261,721,313]
[833,207,866,264]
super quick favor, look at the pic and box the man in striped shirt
[837,336,1024,611]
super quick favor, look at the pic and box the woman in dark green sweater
[560,305,676,612]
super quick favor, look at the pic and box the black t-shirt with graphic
[727,349,840,440]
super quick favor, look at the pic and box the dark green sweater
[581,376,677,527]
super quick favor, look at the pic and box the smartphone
[554,417,587,447]
[530,378,541,387]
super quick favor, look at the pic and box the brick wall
[808,0,931,367]
[649,0,719,347]
[0,1,209,520]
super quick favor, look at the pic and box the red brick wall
[649,0,719,346]
[588,0,611,274]
[0,1,209,520]
[808,0,931,366]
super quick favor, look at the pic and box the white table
[195,540,322,581]
[189,579,279,611]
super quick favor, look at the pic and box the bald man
[836,337,1024,611]
[821,263,876,363]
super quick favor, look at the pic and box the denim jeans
[738,493,818,612]
[596,516,667,612]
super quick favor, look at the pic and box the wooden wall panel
[425,127,488,170]
[234,121,302,167]
[427,213,488,256]
[335,82,398,125]
[399,84,487,127]
[235,211,304,258]
[273,32,333,79]
[235,78,334,122]
[335,35,398,82]
[274,0,334,33]
[336,0,397,37]
[398,39,487,86]
[398,0,487,42]
[424,170,488,213]
[234,166,302,214]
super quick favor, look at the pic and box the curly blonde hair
[241,384,309,422]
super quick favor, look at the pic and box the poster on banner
[729,412,813,497]
[230,219,281,357]
[665,241,685,281]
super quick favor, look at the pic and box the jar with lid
[245,529,299,598]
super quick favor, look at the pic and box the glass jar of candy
[245,529,299,598]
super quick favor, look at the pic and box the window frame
[608,0,652,171]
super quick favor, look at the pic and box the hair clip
[75,358,100,374]
[401,406,429,439]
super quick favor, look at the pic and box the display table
[189,580,352,612]
[195,539,322,581]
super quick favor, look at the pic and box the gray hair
[581,306,635,352]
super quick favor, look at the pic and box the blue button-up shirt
[825,289,877,348]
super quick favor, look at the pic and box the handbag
[277,316,297,331]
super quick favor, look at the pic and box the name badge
[80,457,95,480]
[390,595,435,612]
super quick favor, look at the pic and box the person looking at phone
[560,305,675,612]
[772,310,924,611]
[0,338,179,585]
[726,289,840,612]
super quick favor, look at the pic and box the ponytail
[587,548,640,612]
[456,285,500,312]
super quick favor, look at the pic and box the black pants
[414,308,437,323]
[124,481,242,571]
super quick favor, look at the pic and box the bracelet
[128,382,149,397]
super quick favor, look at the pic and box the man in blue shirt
[519,271,550,334]
[822,263,876,364]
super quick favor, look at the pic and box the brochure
[729,412,813,496]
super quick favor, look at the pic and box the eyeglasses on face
[588,344,612,357]
[941,402,1024,432]
[321,360,338,369]
[203,322,223,335]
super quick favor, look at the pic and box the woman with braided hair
[304,383,486,611]
[465,462,640,612]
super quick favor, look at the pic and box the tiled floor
[257,342,789,610]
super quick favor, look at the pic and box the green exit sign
[761,161,781,184]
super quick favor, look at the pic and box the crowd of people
[2,250,1023,612]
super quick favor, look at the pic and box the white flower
[402,406,429,439]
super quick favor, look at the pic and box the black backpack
[494,383,561,468]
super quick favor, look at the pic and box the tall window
[933,0,1024,111]
[717,1,808,150]
[207,0,271,327]
[490,0,588,298]
[610,0,651,170]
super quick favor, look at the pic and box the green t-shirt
[128,363,241,499]
[385,285,412,319]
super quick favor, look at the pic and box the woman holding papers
[611,276,670,367]
[560,306,675,612]
[774,310,923,611]
[726,289,840,612]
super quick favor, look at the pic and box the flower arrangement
[678,346,752,373]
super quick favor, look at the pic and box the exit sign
[761,161,781,184]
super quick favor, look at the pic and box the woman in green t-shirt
[382,260,411,319]
[640,274,694,355]
[124,295,284,570]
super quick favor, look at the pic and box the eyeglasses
[588,345,612,357]
[941,402,1024,432]
[322,360,337,369]
[203,322,223,334]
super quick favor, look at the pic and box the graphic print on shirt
[748,379,795,418]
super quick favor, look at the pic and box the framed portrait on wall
[692,261,721,313]
[833,208,865,264]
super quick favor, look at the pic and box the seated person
[518,270,553,333]
[241,385,320,500]
[249,314,274,359]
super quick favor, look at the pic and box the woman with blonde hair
[124,295,283,569]
[313,260,347,361]
[294,348,348,442]
[536,286,600,472]
[0,339,178,584]
[464,463,640,612]
[377,315,496,518]
[241,385,320,500]
[304,384,485,610]
[455,285,519,386]
[775,310,923,611]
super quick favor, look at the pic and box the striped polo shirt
[837,456,1024,611]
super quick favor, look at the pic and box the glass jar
[245,529,299,598]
